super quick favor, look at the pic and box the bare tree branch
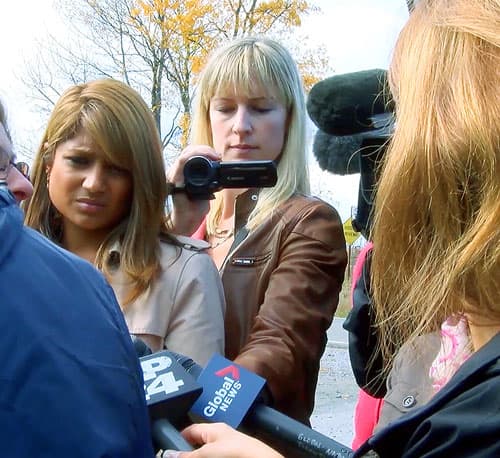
[406,0,416,12]
[22,0,325,151]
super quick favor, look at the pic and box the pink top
[191,218,207,240]
[429,315,472,392]
[349,242,384,450]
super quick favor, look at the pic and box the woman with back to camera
[168,36,348,425]
[24,78,225,366]
[360,0,499,454]
[163,0,500,456]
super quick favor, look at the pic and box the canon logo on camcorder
[203,365,242,417]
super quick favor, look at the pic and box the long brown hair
[371,0,500,370]
[25,79,171,305]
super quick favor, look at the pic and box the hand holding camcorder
[174,156,277,200]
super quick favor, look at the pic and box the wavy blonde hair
[371,0,500,369]
[24,79,171,305]
[189,36,310,233]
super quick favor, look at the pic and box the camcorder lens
[184,156,214,186]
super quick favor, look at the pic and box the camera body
[182,156,278,200]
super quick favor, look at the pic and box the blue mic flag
[190,353,266,428]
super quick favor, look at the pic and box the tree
[23,0,328,154]
[406,0,416,12]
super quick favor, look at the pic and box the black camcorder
[179,156,278,200]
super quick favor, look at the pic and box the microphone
[131,334,153,357]
[307,68,393,177]
[136,344,203,452]
[140,351,201,451]
[176,353,354,458]
[140,351,202,426]
[307,68,393,136]
[307,69,394,236]
[313,129,364,175]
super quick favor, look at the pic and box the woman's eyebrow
[65,146,93,154]
[212,96,272,102]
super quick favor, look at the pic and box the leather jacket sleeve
[233,200,347,423]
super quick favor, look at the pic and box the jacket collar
[234,189,260,233]
[108,234,210,261]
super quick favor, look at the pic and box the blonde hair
[189,36,310,233]
[371,0,500,369]
[24,79,171,305]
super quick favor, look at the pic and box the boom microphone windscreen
[313,129,363,175]
[307,69,395,235]
[307,69,392,136]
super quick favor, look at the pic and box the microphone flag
[189,353,266,428]
[140,351,202,424]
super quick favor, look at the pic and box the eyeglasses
[0,160,30,181]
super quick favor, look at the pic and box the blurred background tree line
[23,0,331,161]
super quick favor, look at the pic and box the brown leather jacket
[220,190,347,424]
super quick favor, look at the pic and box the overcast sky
[0,0,409,220]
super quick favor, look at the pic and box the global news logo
[204,364,242,417]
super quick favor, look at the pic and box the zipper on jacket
[220,228,250,273]
[231,258,255,266]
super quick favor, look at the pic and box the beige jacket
[109,235,225,366]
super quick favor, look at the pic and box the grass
[335,247,363,318]
[335,275,352,319]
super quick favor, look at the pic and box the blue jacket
[0,188,154,457]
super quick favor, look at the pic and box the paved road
[310,318,358,448]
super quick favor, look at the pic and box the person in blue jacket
[0,99,154,457]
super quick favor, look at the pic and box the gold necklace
[209,229,234,249]
[213,227,233,238]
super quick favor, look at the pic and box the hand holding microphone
[132,338,353,457]
[132,337,277,458]
[174,352,354,458]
